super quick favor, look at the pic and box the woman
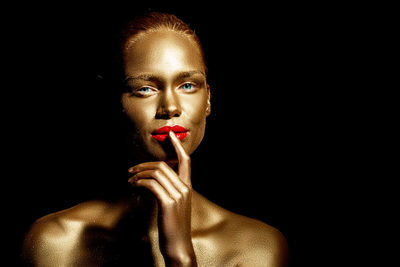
[23,12,288,266]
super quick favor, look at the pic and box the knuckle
[158,161,168,169]
[182,153,190,162]
[174,192,184,202]
[153,169,161,177]
[181,186,190,196]
[135,179,144,186]
[165,198,177,208]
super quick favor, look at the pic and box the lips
[152,125,188,142]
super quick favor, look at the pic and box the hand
[128,131,197,266]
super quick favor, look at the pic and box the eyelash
[131,86,157,97]
[131,83,198,97]
[178,82,197,92]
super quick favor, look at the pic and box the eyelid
[179,81,196,86]
[131,85,158,96]
[139,85,157,90]
[177,82,198,91]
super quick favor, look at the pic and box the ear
[206,84,211,117]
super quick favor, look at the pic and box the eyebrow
[125,70,206,83]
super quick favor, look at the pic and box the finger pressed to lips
[152,125,188,142]
[168,131,191,186]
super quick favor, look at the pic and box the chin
[144,139,177,161]
[148,140,194,161]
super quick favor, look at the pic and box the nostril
[155,112,170,120]
[155,107,181,119]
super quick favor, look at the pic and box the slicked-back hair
[120,12,207,73]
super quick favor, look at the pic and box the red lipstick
[152,125,188,142]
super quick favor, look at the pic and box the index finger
[168,131,191,186]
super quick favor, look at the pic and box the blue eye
[180,83,196,92]
[182,83,192,90]
[139,87,151,92]
[133,86,156,97]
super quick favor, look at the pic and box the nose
[155,88,182,119]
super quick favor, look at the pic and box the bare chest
[71,231,236,267]
[53,218,239,267]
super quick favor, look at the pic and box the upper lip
[152,125,188,134]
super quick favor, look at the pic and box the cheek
[181,93,208,125]
[181,93,208,151]
[121,95,155,131]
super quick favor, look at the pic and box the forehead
[123,30,205,77]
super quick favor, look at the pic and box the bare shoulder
[230,213,288,267]
[192,192,288,266]
[23,199,115,238]
[213,205,288,267]
[22,200,119,265]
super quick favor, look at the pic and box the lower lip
[152,132,188,142]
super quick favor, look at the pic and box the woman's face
[121,30,210,161]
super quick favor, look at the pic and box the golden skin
[122,30,210,161]
[23,30,288,266]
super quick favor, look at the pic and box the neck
[114,187,221,236]
[127,189,211,228]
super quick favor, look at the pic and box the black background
[3,4,388,267]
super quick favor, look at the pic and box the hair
[119,12,207,73]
